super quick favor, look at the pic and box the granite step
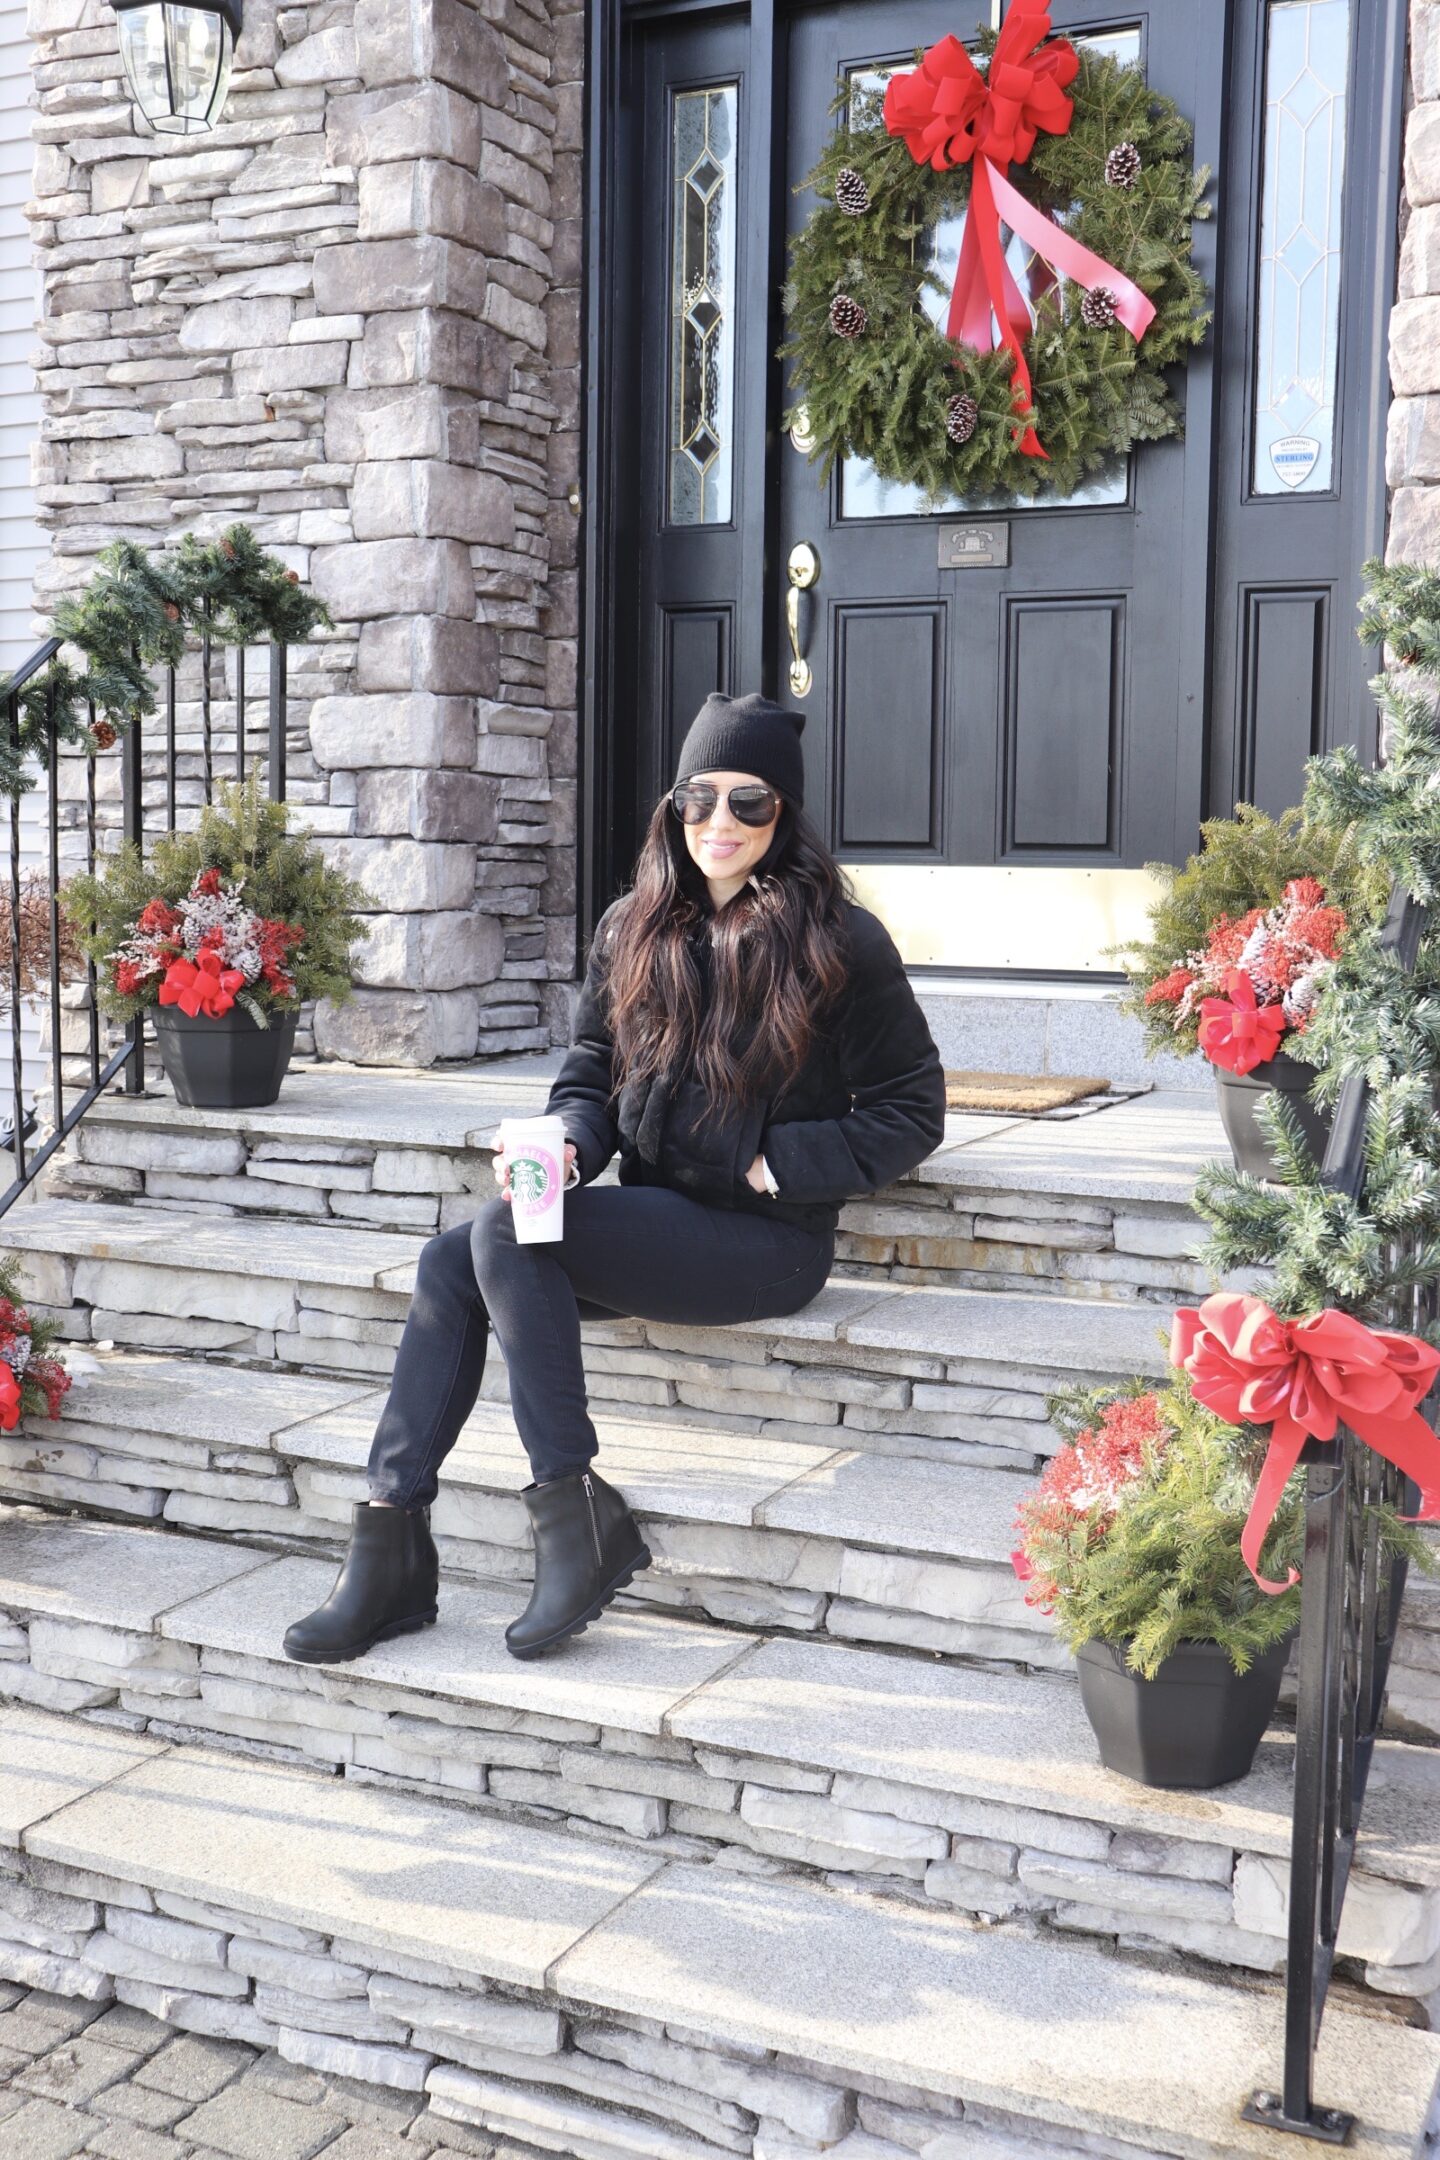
[2,1696,1437,2159]
[3,1198,1181,1474]
[47,1066,1228,1305]
[0,1346,1095,1663]
[1,1508,1438,2005]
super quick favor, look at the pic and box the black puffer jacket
[545,897,947,1234]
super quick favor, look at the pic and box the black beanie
[674,692,806,810]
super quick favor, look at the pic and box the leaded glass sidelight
[669,85,739,526]
[1253,0,1351,495]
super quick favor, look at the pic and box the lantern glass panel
[117,3,234,135]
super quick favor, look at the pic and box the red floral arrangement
[1011,1390,1171,1612]
[110,866,304,1022]
[0,1260,71,1432]
[1143,878,1346,1076]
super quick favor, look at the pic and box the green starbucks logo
[510,1150,556,1212]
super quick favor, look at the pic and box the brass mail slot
[938,522,1009,569]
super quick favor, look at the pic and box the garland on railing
[0,524,330,799]
[1196,559,1440,1321]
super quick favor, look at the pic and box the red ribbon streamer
[883,1,1156,457]
[159,950,247,1020]
[1171,1292,1440,1593]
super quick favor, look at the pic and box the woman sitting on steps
[282,691,946,1666]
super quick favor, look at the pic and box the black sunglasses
[671,782,780,828]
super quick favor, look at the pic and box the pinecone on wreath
[945,393,979,446]
[835,167,870,217]
[1104,140,1141,188]
[90,720,117,751]
[829,293,868,338]
[1081,286,1119,330]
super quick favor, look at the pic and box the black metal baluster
[8,693,24,1184]
[46,685,62,1144]
[121,684,144,1097]
[268,642,287,803]
[85,702,99,1090]
[166,663,177,830]
[201,602,213,804]
[235,642,245,784]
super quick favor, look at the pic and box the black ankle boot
[504,1470,651,1661]
[282,1502,439,1664]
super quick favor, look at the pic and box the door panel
[1003,598,1123,853]
[778,0,1220,874]
[834,604,945,848]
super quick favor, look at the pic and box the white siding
[0,2,40,667]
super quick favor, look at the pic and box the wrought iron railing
[1244,880,1428,2145]
[0,634,292,1223]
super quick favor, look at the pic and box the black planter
[1075,1635,1291,1789]
[153,1006,297,1110]
[1213,1047,1333,1182]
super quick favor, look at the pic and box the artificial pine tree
[1195,559,1440,1325]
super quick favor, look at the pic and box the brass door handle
[786,542,820,698]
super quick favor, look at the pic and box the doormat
[945,1070,1112,1114]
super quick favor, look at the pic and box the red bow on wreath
[883,0,1156,457]
[1171,1292,1440,1593]
[158,949,246,1020]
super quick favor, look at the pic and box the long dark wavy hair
[601,795,853,1116]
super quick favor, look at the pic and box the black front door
[587,0,1401,936]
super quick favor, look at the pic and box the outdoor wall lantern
[108,0,241,135]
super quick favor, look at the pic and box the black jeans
[366,1185,835,1500]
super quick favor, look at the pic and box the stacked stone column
[25,0,582,1065]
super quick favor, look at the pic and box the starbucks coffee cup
[498,1115,568,1244]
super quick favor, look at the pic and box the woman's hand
[495,1141,578,1203]
[744,1153,769,1194]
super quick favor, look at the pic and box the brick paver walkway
[0,1984,529,2160]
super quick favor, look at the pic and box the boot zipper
[581,1473,604,1568]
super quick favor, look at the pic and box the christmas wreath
[781,0,1211,502]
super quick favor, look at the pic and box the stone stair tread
[74,1067,1224,1211]
[52,1357,373,1449]
[0,1698,167,1848]
[4,1697,1436,2159]
[158,1548,752,1738]
[292,1388,847,1528]
[663,1634,1440,1888]
[4,1510,1438,1896]
[913,1089,1226,1205]
[50,1351,1034,1563]
[9,1198,429,1287]
[15,1206,1173,1373]
[838,1281,1170,1372]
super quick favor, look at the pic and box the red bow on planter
[0,1364,20,1432]
[1196,969,1288,1076]
[159,949,246,1020]
[883,0,1156,456]
[1172,1292,1440,1593]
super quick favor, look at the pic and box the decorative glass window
[1252,1,1350,495]
[669,85,739,526]
[839,28,1141,520]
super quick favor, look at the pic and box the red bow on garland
[1171,1292,1440,1593]
[0,1364,20,1432]
[883,0,1156,456]
[158,950,246,1020]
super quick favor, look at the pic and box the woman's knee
[415,1219,479,1301]
[469,1194,516,1287]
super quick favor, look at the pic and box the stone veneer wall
[1390,3,1440,567]
[25,0,583,1065]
